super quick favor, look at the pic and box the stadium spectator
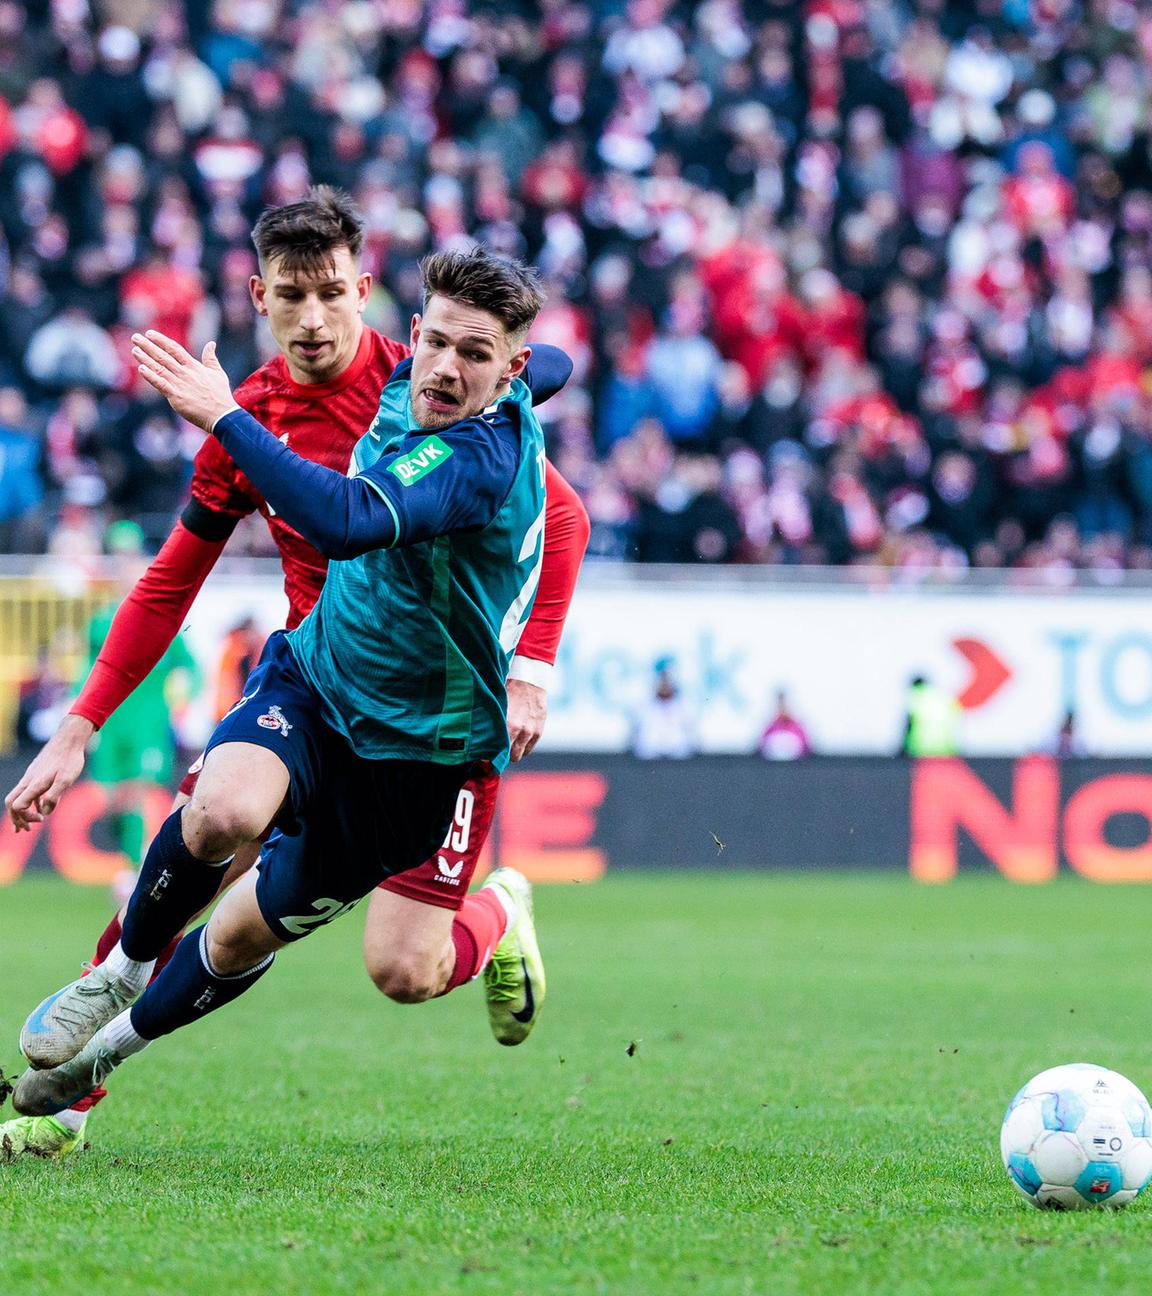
[7,1,1152,573]
[1047,708,1087,759]
[213,614,265,722]
[632,658,696,760]
[14,642,70,749]
[0,386,46,551]
[757,689,813,761]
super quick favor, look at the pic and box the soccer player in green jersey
[85,522,198,868]
[12,250,555,1120]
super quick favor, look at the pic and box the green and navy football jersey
[283,361,546,770]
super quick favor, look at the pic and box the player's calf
[362,891,456,1003]
[203,873,286,976]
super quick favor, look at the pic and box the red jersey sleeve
[510,460,589,686]
[70,521,228,728]
[189,425,262,518]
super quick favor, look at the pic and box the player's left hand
[132,331,239,433]
[507,678,547,763]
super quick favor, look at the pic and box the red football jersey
[191,326,410,626]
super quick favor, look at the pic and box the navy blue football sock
[119,810,231,962]
[130,925,274,1040]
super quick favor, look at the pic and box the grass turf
[2,873,1152,1295]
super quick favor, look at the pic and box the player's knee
[366,953,441,1004]
[205,923,270,978]
[181,798,264,861]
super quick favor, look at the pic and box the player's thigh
[377,761,500,910]
[205,868,286,975]
[362,888,455,984]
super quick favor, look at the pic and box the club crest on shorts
[256,704,292,737]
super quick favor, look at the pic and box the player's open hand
[506,677,547,763]
[5,714,95,832]
[132,331,239,433]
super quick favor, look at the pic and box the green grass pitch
[2,873,1152,1295]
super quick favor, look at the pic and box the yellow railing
[0,577,114,754]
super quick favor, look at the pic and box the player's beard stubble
[412,375,509,430]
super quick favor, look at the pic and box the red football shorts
[177,752,498,912]
[380,761,499,911]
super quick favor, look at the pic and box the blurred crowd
[7,0,1152,572]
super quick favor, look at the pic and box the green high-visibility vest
[906,685,959,756]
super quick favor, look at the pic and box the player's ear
[410,314,422,349]
[356,272,372,313]
[504,344,530,384]
[250,276,268,316]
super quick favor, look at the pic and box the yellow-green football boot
[0,1113,86,1162]
[480,868,546,1046]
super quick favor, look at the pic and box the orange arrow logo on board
[953,638,1013,709]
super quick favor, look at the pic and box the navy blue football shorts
[204,631,471,941]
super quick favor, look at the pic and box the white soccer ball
[1000,1063,1152,1209]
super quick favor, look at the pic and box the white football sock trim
[198,926,275,980]
[103,942,156,994]
[104,1009,150,1057]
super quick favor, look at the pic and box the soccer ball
[1000,1063,1152,1209]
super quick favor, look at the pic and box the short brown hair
[420,247,545,343]
[251,185,364,277]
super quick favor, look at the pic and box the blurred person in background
[757,688,813,761]
[1047,709,1087,758]
[0,386,45,551]
[15,640,71,750]
[213,613,265,722]
[632,657,697,760]
[84,520,198,873]
[900,673,961,758]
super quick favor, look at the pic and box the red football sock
[151,934,181,980]
[69,1086,106,1113]
[93,913,123,966]
[439,890,509,995]
[93,915,180,984]
[70,927,181,1114]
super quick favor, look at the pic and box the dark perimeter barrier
[4,754,1152,885]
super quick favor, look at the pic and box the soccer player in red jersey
[1,189,588,1161]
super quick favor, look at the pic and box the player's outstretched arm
[505,462,590,762]
[5,520,231,830]
[135,330,406,556]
